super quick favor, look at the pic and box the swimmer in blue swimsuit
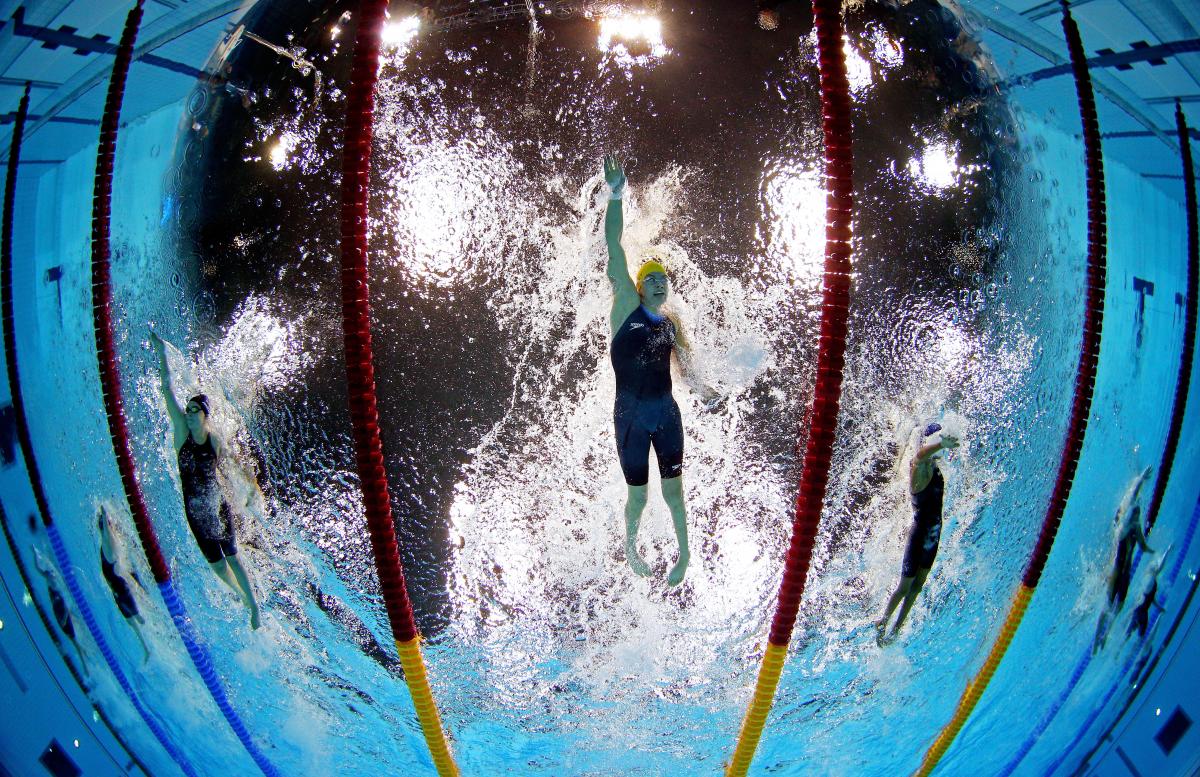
[876,422,959,645]
[98,506,151,661]
[603,155,717,587]
[152,332,262,629]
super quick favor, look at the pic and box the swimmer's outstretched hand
[667,549,689,587]
[603,154,626,199]
[939,433,960,450]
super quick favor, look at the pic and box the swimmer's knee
[626,484,648,506]
[209,558,229,573]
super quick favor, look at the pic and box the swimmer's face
[185,401,207,432]
[639,272,669,305]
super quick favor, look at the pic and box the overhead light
[598,13,665,57]
[268,132,299,171]
[381,16,421,49]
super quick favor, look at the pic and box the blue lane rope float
[157,580,280,777]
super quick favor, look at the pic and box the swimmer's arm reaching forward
[910,432,959,492]
[603,155,639,330]
[150,330,188,448]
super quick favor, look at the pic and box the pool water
[1,1,1197,775]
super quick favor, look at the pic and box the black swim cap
[189,394,211,417]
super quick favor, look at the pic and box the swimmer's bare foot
[667,550,690,587]
[625,543,651,577]
[875,620,889,647]
[250,607,262,630]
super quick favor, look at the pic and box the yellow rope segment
[396,638,460,777]
[725,642,789,777]
[913,584,1035,777]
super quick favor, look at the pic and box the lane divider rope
[723,0,854,772]
[88,4,278,775]
[338,3,458,774]
[913,2,1107,773]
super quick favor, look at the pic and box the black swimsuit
[1111,531,1137,607]
[49,587,75,640]
[902,465,944,578]
[610,305,684,486]
[101,552,139,618]
[178,434,236,563]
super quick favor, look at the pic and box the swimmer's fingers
[940,434,960,449]
[603,154,626,185]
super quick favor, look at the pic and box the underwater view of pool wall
[1,1,1200,775]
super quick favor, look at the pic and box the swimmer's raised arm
[149,330,187,443]
[910,432,958,491]
[603,155,638,311]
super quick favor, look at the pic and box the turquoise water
[1,2,1198,775]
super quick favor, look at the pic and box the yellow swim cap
[636,259,668,292]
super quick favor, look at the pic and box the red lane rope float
[338,4,458,774]
[1144,103,1198,537]
[88,0,169,585]
[724,0,854,773]
[913,2,1108,773]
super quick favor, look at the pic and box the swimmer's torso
[611,305,676,399]
[912,465,944,527]
[179,435,224,530]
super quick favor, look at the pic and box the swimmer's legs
[210,556,261,629]
[129,614,151,662]
[227,555,262,630]
[624,484,651,577]
[877,576,914,645]
[661,476,690,586]
[1093,609,1112,654]
[890,568,930,638]
[210,557,240,593]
